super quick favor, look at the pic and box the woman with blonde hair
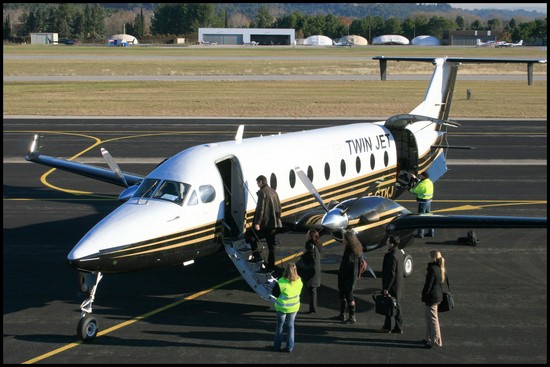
[421,250,446,348]
[272,262,303,352]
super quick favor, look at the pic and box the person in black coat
[377,235,404,333]
[299,229,322,313]
[337,230,362,324]
[421,249,445,348]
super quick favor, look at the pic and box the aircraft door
[388,127,418,176]
[216,156,247,239]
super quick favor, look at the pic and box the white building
[372,35,410,45]
[411,35,440,46]
[303,35,333,46]
[108,34,139,46]
[30,32,58,45]
[198,28,295,45]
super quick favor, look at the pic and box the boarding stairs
[224,238,277,303]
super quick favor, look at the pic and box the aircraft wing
[25,135,144,188]
[387,214,547,231]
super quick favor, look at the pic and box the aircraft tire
[77,315,98,342]
[403,254,413,277]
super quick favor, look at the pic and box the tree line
[3,3,547,45]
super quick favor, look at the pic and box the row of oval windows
[268,151,390,190]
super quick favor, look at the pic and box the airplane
[496,40,523,48]
[25,55,547,342]
[475,39,497,47]
[333,40,352,47]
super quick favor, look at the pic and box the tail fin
[476,38,481,46]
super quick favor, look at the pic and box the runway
[3,118,547,364]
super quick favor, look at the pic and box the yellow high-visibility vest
[410,178,434,200]
[274,278,303,313]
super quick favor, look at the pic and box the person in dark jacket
[337,230,363,324]
[247,175,283,272]
[421,249,446,348]
[377,235,404,333]
[299,229,322,313]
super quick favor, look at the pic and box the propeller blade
[295,167,329,212]
[101,148,129,188]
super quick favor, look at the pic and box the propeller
[294,167,329,213]
[295,167,382,234]
[101,148,129,188]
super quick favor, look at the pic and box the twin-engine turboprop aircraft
[25,56,547,342]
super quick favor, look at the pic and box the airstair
[224,238,277,303]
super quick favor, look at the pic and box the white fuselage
[67,120,429,272]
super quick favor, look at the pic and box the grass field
[3,44,547,118]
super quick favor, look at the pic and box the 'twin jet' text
[345,134,391,155]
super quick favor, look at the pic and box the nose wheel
[77,315,98,342]
[77,271,103,342]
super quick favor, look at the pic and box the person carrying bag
[421,249,447,348]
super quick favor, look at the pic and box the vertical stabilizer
[409,57,459,121]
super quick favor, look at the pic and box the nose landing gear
[77,271,103,342]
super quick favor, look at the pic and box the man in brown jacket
[249,175,282,272]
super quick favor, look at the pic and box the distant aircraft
[496,40,523,48]
[475,39,497,47]
[333,40,352,47]
[25,56,547,342]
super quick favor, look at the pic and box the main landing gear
[77,271,103,342]
[401,250,413,277]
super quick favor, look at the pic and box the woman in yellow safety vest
[272,262,303,353]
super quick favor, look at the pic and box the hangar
[411,35,440,46]
[372,35,410,45]
[198,28,295,46]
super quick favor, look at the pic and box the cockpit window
[186,185,216,206]
[188,190,198,206]
[199,185,216,203]
[153,180,189,205]
[133,178,189,206]
[133,178,160,202]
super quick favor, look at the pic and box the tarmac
[3,117,547,364]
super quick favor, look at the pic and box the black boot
[349,303,356,324]
[338,300,347,322]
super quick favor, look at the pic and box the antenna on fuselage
[235,125,244,143]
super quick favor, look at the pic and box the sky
[448,3,547,13]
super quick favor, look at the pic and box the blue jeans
[417,201,435,237]
[274,311,297,351]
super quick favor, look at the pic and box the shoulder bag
[438,276,454,312]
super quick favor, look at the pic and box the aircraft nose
[322,208,349,231]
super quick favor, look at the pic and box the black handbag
[373,292,397,316]
[439,277,455,312]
